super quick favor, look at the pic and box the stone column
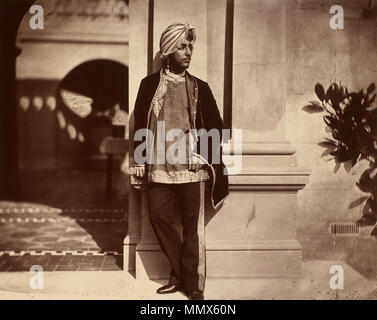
[204,0,310,278]
[123,0,149,275]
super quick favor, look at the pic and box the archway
[0,0,129,272]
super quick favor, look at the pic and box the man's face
[170,39,194,71]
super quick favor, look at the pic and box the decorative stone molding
[18,0,129,44]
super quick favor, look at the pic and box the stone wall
[286,0,377,277]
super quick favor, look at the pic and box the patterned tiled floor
[0,254,122,272]
[0,217,127,251]
[0,168,129,271]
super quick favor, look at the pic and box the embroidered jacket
[132,70,229,209]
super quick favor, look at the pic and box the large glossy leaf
[315,83,325,101]
[357,168,374,192]
[365,94,376,110]
[371,224,377,236]
[332,127,354,144]
[321,148,335,158]
[330,149,353,162]
[330,83,344,111]
[349,196,368,209]
[341,85,349,98]
[325,86,332,103]
[333,161,341,173]
[323,115,338,129]
[367,83,376,95]
[350,158,371,176]
[318,140,337,148]
[320,138,337,157]
[368,195,377,212]
[362,199,372,217]
[344,159,354,173]
[303,102,323,113]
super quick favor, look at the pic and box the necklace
[165,69,185,87]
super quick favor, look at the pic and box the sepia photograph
[0,0,377,307]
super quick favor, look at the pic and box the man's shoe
[186,290,204,300]
[156,283,181,294]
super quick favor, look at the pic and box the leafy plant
[304,82,377,235]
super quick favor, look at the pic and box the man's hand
[133,165,145,177]
[188,163,202,172]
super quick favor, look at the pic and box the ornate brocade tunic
[149,70,209,184]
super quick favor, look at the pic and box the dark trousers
[148,181,206,292]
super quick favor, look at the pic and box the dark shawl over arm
[195,78,229,208]
[133,74,159,152]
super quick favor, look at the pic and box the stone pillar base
[134,241,303,280]
[206,240,303,279]
[135,244,170,280]
[123,236,138,273]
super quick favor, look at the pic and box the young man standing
[132,22,228,300]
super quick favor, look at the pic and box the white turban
[159,22,196,59]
